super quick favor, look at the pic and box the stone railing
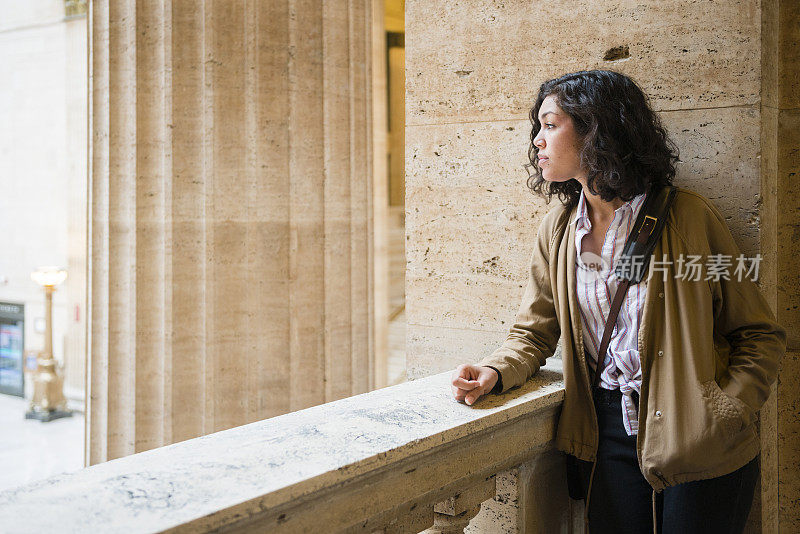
[0,361,578,533]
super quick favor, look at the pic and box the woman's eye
[544,123,554,129]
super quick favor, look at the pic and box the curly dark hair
[526,70,679,207]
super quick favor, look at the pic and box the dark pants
[578,386,760,534]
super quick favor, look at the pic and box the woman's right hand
[450,364,499,405]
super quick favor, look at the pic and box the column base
[25,409,73,422]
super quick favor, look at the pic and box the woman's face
[532,95,587,184]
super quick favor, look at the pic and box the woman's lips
[539,157,549,166]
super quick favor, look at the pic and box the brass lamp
[26,267,72,422]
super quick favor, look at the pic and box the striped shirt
[574,189,648,436]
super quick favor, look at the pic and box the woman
[450,70,786,534]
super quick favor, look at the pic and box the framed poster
[0,302,25,397]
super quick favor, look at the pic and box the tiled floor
[0,393,84,492]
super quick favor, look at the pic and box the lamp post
[26,267,72,422]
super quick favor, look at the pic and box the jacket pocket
[700,380,748,438]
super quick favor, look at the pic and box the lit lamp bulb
[31,267,67,288]
[26,266,71,421]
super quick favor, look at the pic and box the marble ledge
[0,361,565,534]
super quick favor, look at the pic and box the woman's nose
[533,131,544,148]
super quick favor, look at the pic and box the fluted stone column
[759,2,800,532]
[89,0,373,463]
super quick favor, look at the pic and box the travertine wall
[89,0,374,463]
[406,0,798,532]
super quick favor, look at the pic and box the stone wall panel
[406,0,760,125]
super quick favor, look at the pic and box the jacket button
[657,350,664,357]
[658,292,664,298]
[655,410,662,417]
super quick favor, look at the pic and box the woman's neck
[579,182,625,224]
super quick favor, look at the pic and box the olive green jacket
[479,187,786,491]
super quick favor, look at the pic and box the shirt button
[658,350,664,357]
[655,410,662,417]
